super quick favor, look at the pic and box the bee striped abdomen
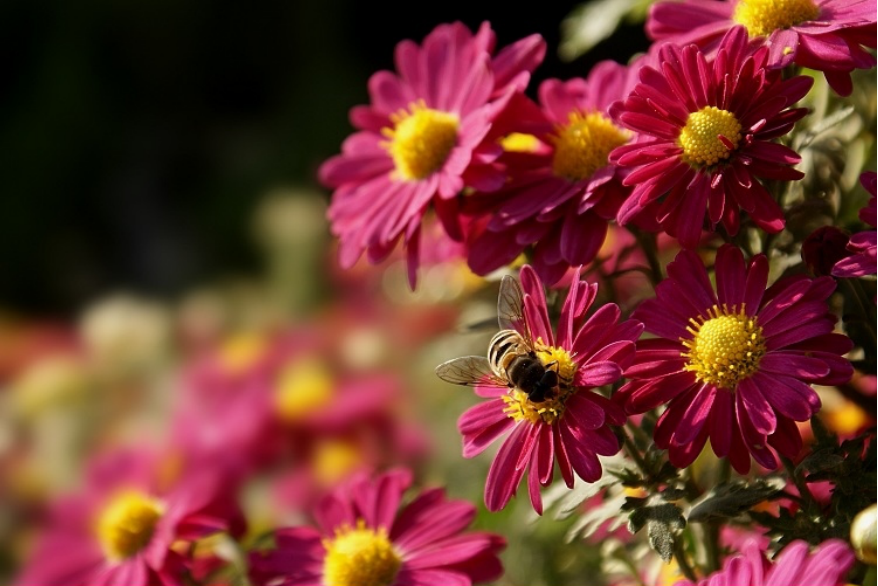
[487,330,524,379]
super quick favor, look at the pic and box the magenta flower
[833,171,877,278]
[443,265,642,513]
[465,61,636,285]
[616,245,853,473]
[320,22,545,287]
[249,468,505,586]
[15,448,242,586]
[609,26,812,248]
[647,0,876,96]
[675,538,855,586]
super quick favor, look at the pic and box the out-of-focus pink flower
[616,245,853,473]
[320,21,545,288]
[674,538,855,586]
[15,448,242,586]
[647,0,876,96]
[803,226,852,277]
[451,266,641,513]
[610,27,812,248]
[833,171,877,278]
[250,468,505,586]
[465,61,635,285]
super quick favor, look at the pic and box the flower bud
[801,226,851,277]
[851,504,877,564]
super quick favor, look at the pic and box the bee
[436,274,562,403]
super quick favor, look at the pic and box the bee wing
[497,275,534,347]
[435,355,509,388]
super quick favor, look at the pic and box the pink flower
[15,448,242,586]
[249,468,505,586]
[833,171,877,278]
[610,26,812,248]
[674,538,855,586]
[647,0,876,96]
[320,21,545,288]
[465,61,636,285]
[445,265,642,513]
[616,245,853,473]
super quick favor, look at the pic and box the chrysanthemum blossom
[674,538,855,586]
[647,0,876,96]
[465,61,635,285]
[449,265,642,513]
[610,26,812,248]
[15,450,241,586]
[616,245,853,473]
[249,468,505,586]
[833,171,877,278]
[320,22,545,288]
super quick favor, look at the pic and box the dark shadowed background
[0,0,649,316]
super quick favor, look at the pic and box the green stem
[674,541,699,583]
[781,455,816,513]
[621,426,651,476]
[843,277,877,348]
[633,229,664,288]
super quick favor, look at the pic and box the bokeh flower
[320,21,545,287]
[250,468,505,586]
[647,0,877,96]
[833,171,877,278]
[466,61,635,285]
[674,538,855,586]
[15,448,242,586]
[616,245,853,473]
[610,26,812,248]
[448,265,641,513]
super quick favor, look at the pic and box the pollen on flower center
[97,491,164,562]
[679,107,742,167]
[733,0,820,38]
[499,132,541,153]
[502,344,577,425]
[551,111,630,181]
[274,357,335,422]
[322,520,402,586]
[383,100,459,181]
[681,304,766,390]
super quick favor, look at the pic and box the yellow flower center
[733,0,820,38]
[218,332,267,374]
[502,344,577,425]
[97,491,164,562]
[679,107,742,167]
[551,112,630,181]
[383,101,459,181]
[322,520,402,586]
[274,357,335,421]
[312,440,362,487]
[681,304,766,390]
[499,132,541,153]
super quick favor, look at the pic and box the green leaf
[688,478,785,523]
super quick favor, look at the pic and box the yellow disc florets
[551,111,630,181]
[733,0,820,38]
[502,344,577,426]
[383,101,459,181]
[499,132,542,153]
[322,520,402,586]
[274,357,335,422]
[679,107,742,167]
[97,491,164,562]
[681,304,766,390]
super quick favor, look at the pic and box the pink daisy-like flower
[15,448,242,586]
[320,22,545,288]
[609,26,813,248]
[616,245,853,473]
[465,61,636,285]
[249,468,505,586]
[833,171,877,278]
[674,538,855,586]
[647,0,876,96]
[438,265,642,513]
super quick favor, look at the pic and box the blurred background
[0,0,650,316]
[0,2,658,584]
